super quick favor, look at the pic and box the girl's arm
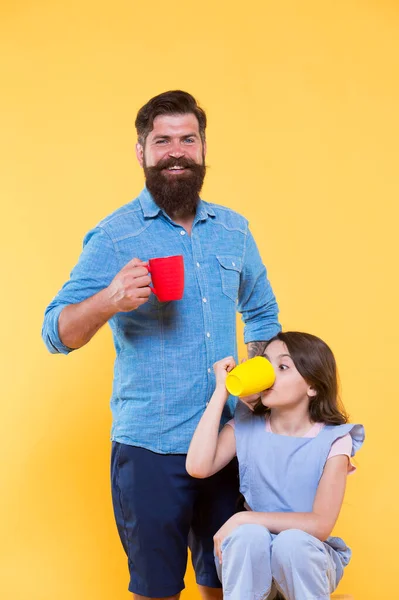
[186,357,237,478]
[214,453,348,559]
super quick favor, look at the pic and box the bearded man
[42,90,281,600]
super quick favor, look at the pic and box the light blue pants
[215,524,346,600]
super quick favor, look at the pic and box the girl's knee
[272,529,321,567]
[227,523,271,545]
[219,524,273,593]
[221,523,272,559]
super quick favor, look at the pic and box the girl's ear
[307,386,317,398]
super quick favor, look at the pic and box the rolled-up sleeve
[238,228,281,343]
[41,226,120,354]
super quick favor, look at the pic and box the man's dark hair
[135,90,207,146]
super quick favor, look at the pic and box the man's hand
[58,257,152,350]
[107,258,151,312]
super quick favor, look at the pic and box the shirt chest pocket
[216,255,242,302]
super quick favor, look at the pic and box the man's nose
[168,140,185,158]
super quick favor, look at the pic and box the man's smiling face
[136,112,205,170]
[136,113,207,218]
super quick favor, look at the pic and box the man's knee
[197,584,223,599]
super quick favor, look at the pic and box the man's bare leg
[197,585,223,599]
[133,594,180,600]
[132,586,221,600]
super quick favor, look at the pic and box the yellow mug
[225,356,275,397]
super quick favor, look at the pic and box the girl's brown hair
[254,331,348,425]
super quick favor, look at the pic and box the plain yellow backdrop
[1,1,398,599]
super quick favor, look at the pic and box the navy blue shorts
[111,442,239,597]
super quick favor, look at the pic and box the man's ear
[136,143,144,167]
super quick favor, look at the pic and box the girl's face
[260,340,316,409]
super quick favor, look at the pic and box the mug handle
[146,264,156,295]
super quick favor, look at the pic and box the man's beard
[144,156,206,219]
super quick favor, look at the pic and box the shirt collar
[139,188,162,218]
[139,187,216,220]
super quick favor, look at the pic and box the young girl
[186,331,364,600]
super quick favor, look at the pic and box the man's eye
[184,138,195,143]
[155,139,168,144]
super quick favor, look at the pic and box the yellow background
[1,1,398,598]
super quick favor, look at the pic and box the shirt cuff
[42,304,74,355]
[244,321,282,344]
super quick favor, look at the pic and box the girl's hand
[213,513,243,564]
[213,356,236,389]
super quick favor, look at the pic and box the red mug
[147,255,184,302]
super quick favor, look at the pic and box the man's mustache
[151,157,201,171]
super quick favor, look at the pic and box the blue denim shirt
[42,188,281,453]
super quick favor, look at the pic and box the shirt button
[232,261,236,266]
[202,297,207,303]
[206,402,209,406]
[180,230,186,236]
[196,262,200,267]
[207,368,211,373]
[206,332,211,338]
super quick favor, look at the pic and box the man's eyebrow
[152,132,199,141]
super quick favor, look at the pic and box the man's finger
[121,257,148,272]
[135,286,152,298]
[130,274,151,288]
[122,267,150,281]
